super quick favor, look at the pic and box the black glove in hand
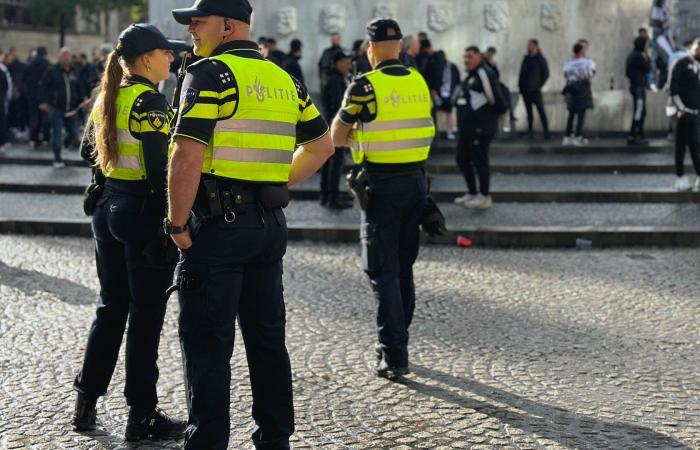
[420,196,447,237]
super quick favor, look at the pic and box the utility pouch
[347,167,372,211]
[258,185,290,209]
[203,179,223,218]
[83,183,104,217]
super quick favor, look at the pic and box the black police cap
[366,18,403,42]
[117,23,188,59]
[172,0,253,25]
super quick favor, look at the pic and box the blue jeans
[49,107,78,162]
[361,172,427,368]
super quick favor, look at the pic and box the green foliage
[27,0,145,23]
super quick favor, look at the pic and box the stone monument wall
[151,0,676,132]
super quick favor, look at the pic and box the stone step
[0,193,698,247]
[0,165,696,203]
[424,153,690,175]
[431,138,672,155]
[0,138,673,167]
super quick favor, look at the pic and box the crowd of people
[0,44,114,166]
[0,0,697,198]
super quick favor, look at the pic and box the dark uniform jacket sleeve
[135,91,172,210]
[173,59,233,146]
[337,77,378,125]
[292,76,329,145]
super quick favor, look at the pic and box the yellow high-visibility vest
[92,83,154,180]
[200,52,302,183]
[352,66,435,164]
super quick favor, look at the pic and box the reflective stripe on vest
[352,66,435,164]
[203,53,301,182]
[93,83,153,180]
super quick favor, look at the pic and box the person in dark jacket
[318,33,343,91]
[282,39,305,86]
[435,50,460,140]
[626,36,652,145]
[351,39,371,79]
[417,39,443,97]
[76,53,98,125]
[0,49,11,150]
[266,38,287,67]
[39,47,81,166]
[399,35,419,68]
[23,46,51,148]
[670,38,700,191]
[518,39,551,139]
[453,46,506,209]
[6,48,27,134]
[320,50,353,209]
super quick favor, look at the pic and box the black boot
[124,407,187,442]
[72,393,97,431]
[376,359,410,381]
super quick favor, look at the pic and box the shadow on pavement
[0,260,95,306]
[404,364,691,449]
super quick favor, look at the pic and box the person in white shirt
[562,42,595,146]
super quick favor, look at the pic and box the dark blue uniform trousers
[74,188,172,408]
[361,172,427,369]
[177,206,293,450]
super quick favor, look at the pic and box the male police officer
[166,0,334,448]
[331,18,435,381]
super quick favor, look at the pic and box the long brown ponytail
[93,46,124,173]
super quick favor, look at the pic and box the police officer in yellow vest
[331,18,436,381]
[166,1,334,448]
[72,24,188,440]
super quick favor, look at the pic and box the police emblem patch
[180,88,199,116]
[147,111,166,130]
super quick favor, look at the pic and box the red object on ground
[457,235,473,248]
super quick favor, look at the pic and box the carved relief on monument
[320,4,347,34]
[594,0,618,24]
[541,1,563,32]
[373,2,398,19]
[427,2,454,33]
[484,1,510,33]
[275,6,298,36]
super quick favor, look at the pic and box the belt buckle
[224,211,236,223]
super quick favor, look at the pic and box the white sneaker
[572,136,589,146]
[52,161,66,169]
[464,194,493,209]
[675,176,691,191]
[562,136,573,146]
[454,193,476,204]
[446,131,456,140]
[693,177,700,192]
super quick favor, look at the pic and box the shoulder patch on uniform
[180,88,199,116]
[147,111,167,130]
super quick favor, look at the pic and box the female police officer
[71,24,187,441]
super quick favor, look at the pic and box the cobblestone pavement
[1,236,699,449]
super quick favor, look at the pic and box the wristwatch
[163,218,189,235]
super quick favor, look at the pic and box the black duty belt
[105,178,149,195]
[195,179,289,223]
